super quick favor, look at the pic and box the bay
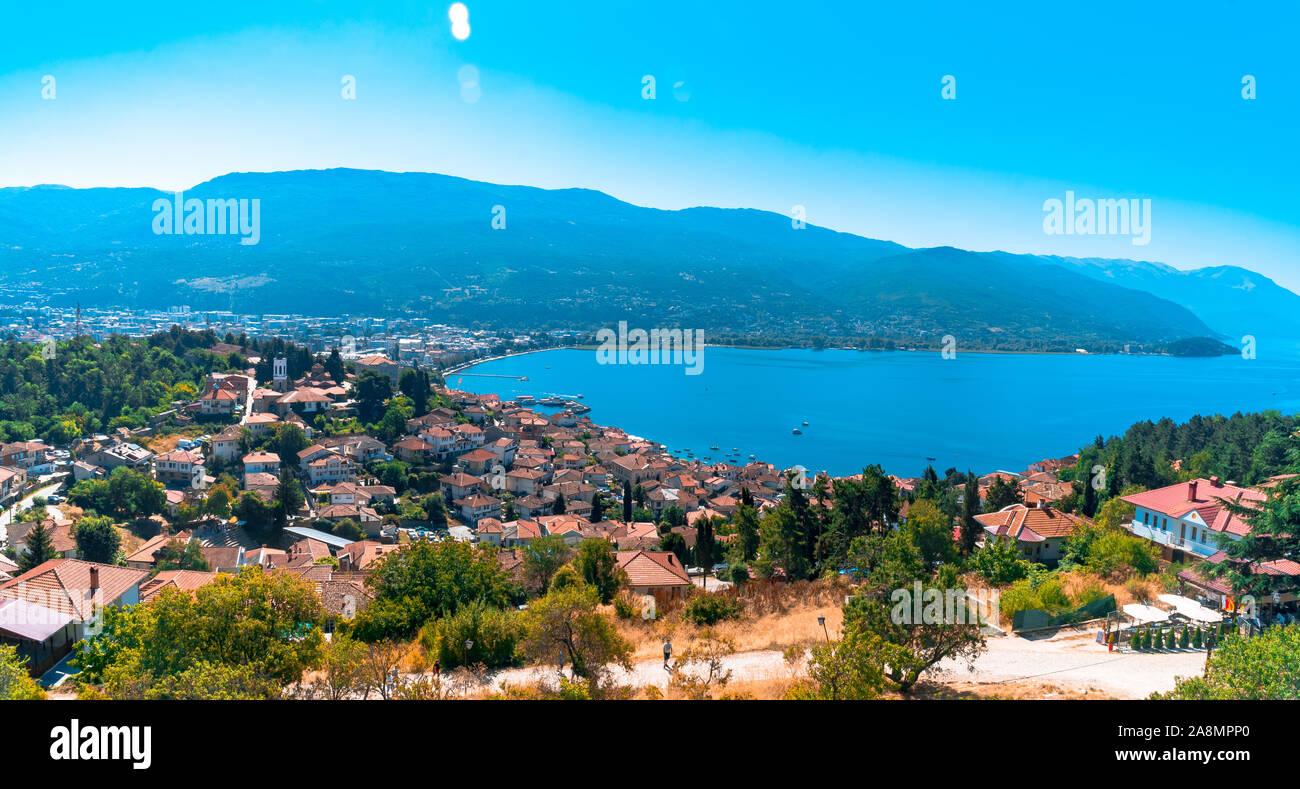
[455,347,1300,478]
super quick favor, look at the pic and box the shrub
[970,540,1030,585]
[613,595,636,620]
[1193,628,1203,649]
[682,594,743,627]
[419,599,523,669]
[1072,578,1108,607]
[1166,628,1177,650]
[1179,627,1190,649]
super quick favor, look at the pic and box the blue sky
[2,1,1298,288]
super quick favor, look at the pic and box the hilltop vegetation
[0,169,1237,352]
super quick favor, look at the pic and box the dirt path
[930,630,1206,698]
[480,648,792,692]
[463,629,1205,699]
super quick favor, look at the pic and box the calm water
[455,347,1300,478]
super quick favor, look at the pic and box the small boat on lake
[792,428,802,435]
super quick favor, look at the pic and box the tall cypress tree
[622,480,633,522]
[960,470,981,555]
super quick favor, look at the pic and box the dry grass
[614,578,850,661]
[634,676,800,700]
[963,566,1177,629]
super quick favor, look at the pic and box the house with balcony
[199,386,240,417]
[0,466,27,505]
[242,451,281,477]
[1121,477,1268,561]
[0,441,53,474]
[153,449,206,489]
[305,452,356,486]
[452,492,503,523]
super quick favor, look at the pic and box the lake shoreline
[444,343,1229,376]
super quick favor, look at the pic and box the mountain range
[1,168,1295,352]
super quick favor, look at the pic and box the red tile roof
[974,503,1084,541]
[1123,478,1265,537]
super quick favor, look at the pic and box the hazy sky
[2,1,1298,288]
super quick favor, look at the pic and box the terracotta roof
[1123,478,1265,537]
[157,449,204,464]
[125,532,178,565]
[0,559,149,622]
[316,579,372,618]
[616,550,691,588]
[338,540,390,571]
[974,503,1084,541]
[139,570,219,602]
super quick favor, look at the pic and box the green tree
[17,519,57,572]
[74,567,325,698]
[233,491,276,540]
[960,471,981,556]
[659,531,689,567]
[734,502,760,562]
[420,599,523,668]
[901,498,957,568]
[841,530,985,692]
[74,514,120,564]
[1155,624,1300,699]
[521,535,574,596]
[0,644,45,699]
[398,367,432,417]
[268,423,309,461]
[353,369,392,424]
[153,537,210,572]
[519,583,632,689]
[351,540,516,641]
[324,347,346,384]
[572,538,626,604]
[970,538,1031,584]
[786,628,888,700]
[983,476,1022,513]
[205,486,233,520]
[274,467,305,524]
[420,492,449,526]
[696,516,717,570]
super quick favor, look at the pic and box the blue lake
[456,347,1300,478]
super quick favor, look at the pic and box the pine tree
[18,520,56,572]
[324,347,346,383]
[274,468,304,526]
